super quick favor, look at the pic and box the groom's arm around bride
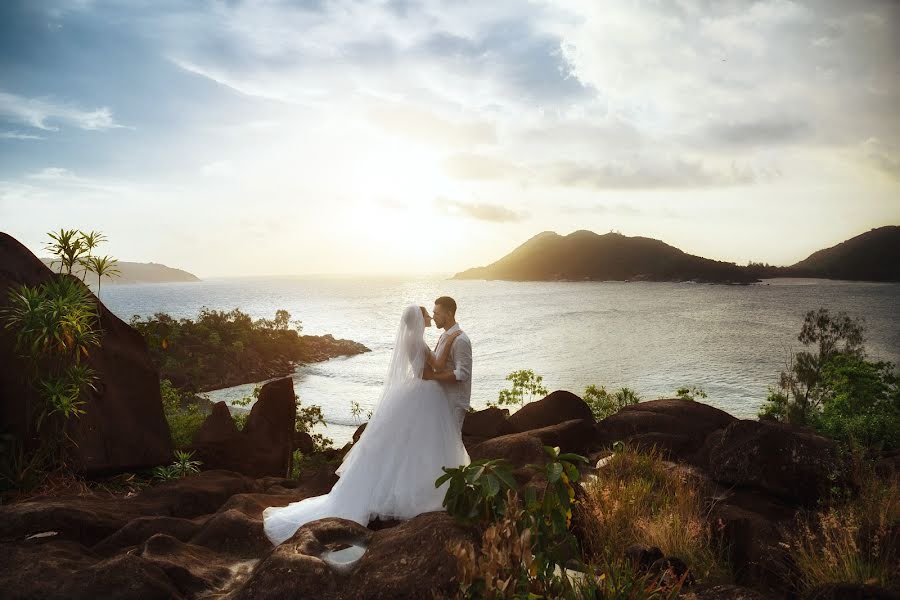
[424,331,472,428]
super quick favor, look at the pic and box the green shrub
[160,379,206,449]
[583,385,642,420]
[489,369,549,410]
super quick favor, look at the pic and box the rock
[298,334,370,363]
[469,431,548,470]
[0,231,173,476]
[462,406,520,446]
[139,533,233,597]
[92,516,204,556]
[803,583,900,600]
[687,584,771,599]
[234,541,337,600]
[186,377,297,478]
[339,511,475,599]
[294,430,315,454]
[507,390,594,431]
[595,399,736,464]
[189,508,273,558]
[648,556,694,588]
[624,544,664,571]
[468,418,595,468]
[0,541,183,600]
[706,419,843,507]
[352,423,367,444]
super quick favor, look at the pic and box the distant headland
[453,226,900,284]
[39,258,200,284]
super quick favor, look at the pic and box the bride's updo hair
[403,305,422,328]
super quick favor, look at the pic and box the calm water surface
[100,277,900,447]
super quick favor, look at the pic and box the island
[454,226,900,283]
[40,258,201,284]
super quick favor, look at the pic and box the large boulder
[462,406,520,447]
[705,419,843,507]
[186,377,297,478]
[507,390,593,431]
[595,399,736,464]
[0,231,173,475]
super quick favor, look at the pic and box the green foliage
[489,369,549,409]
[675,386,708,402]
[759,308,899,451]
[160,379,207,449]
[229,386,258,431]
[130,307,305,392]
[350,400,374,425]
[812,353,899,451]
[445,445,591,598]
[152,450,202,481]
[583,385,642,420]
[436,457,519,527]
[0,275,101,474]
[760,308,865,424]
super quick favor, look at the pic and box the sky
[1,0,898,277]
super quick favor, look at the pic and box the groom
[424,296,472,431]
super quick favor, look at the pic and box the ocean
[99,276,900,447]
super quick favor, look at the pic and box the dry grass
[575,446,731,585]
[787,470,899,593]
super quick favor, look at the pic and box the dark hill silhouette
[454,226,900,283]
[787,226,900,282]
[39,258,200,284]
[453,230,758,283]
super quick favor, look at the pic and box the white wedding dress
[262,305,471,546]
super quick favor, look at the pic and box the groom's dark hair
[435,296,457,316]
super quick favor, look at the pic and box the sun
[341,138,460,271]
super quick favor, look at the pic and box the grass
[786,466,899,594]
[575,446,732,586]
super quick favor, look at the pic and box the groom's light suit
[433,323,472,431]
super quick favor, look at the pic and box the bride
[263,304,472,546]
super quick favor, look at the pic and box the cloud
[0,90,124,131]
[436,197,527,223]
[859,137,900,180]
[24,167,134,194]
[0,130,45,140]
[443,152,776,189]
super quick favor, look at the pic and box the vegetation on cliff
[130,307,369,392]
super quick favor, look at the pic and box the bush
[489,369,549,410]
[160,379,207,449]
[760,308,899,451]
[443,445,590,598]
[583,385,641,420]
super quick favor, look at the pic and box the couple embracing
[263,296,473,545]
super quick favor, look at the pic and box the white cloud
[0,90,124,131]
[0,130,45,140]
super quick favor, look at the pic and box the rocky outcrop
[297,334,370,363]
[507,389,593,431]
[0,231,173,476]
[186,377,297,478]
[705,419,844,507]
[595,398,736,464]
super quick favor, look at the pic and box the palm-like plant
[44,229,88,276]
[76,231,108,281]
[83,255,120,305]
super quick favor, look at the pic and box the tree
[491,369,549,410]
[83,255,120,306]
[44,229,88,275]
[760,308,866,425]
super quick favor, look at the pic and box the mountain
[453,230,758,284]
[39,259,201,284]
[787,226,900,282]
